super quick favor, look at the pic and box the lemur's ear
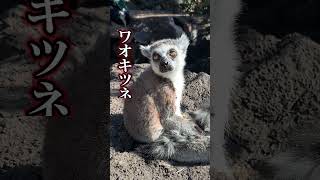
[140,45,151,59]
[177,33,190,52]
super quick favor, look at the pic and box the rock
[229,33,320,178]
[131,16,185,43]
[236,27,280,74]
[183,71,210,111]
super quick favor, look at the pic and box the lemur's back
[123,67,176,143]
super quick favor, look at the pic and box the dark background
[240,0,320,42]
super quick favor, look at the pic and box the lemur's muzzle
[159,59,173,73]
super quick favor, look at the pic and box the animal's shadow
[110,114,139,152]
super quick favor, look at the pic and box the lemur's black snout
[159,60,173,73]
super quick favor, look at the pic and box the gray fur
[190,99,210,133]
[137,106,210,164]
[260,123,320,180]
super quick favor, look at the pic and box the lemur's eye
[152,53,160,61]
[168,49,177,59]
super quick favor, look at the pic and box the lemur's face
[151,46,178,73]
[140,34,190,77]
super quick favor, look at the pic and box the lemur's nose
[159,59,173,72]
[160,59,169,66]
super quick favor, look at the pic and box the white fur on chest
[164,70,185,116]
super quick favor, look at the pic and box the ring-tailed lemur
[123,33,210,163]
